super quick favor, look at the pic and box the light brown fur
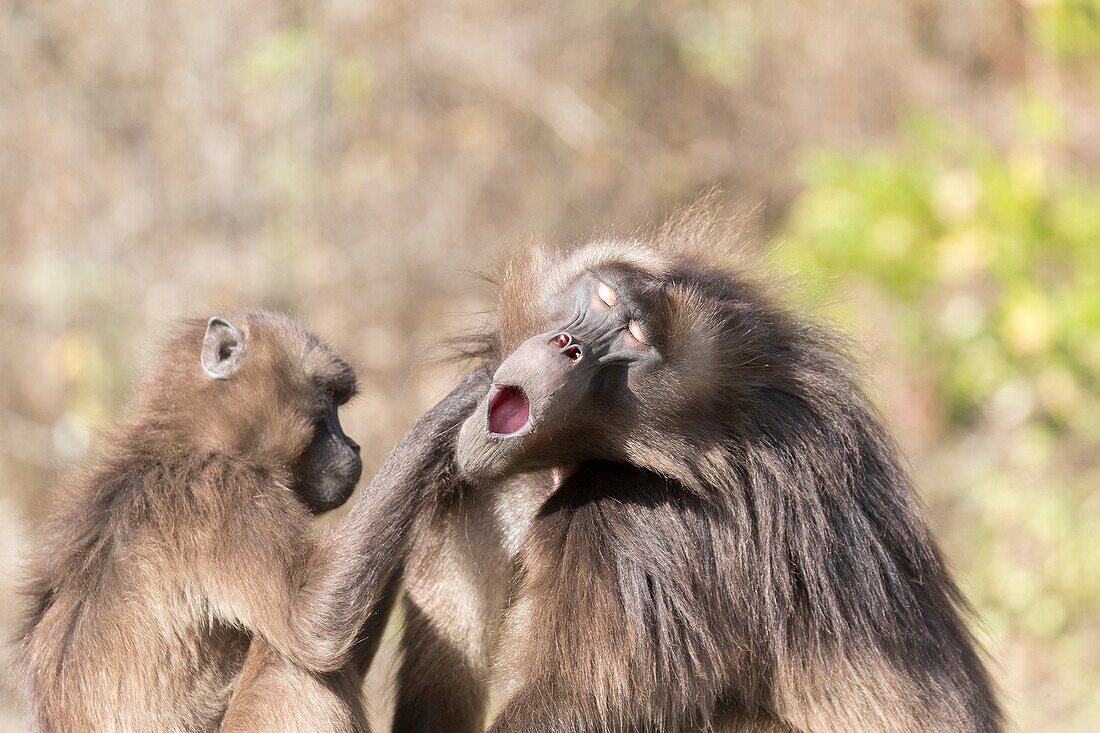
[220,640,367,733]
[17,311,488,732]
[17,311,367,732]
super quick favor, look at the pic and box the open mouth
[487,384,532,437]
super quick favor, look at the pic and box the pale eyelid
[628,320,647,344]
[596,281,618,307]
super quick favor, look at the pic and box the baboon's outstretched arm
[286,368,488,672]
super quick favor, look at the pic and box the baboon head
[148,311,363,513]
[456,241,786,480]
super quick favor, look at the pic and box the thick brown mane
[398,217,1001,733]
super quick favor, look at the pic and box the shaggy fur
[16,311,485,732]
[396,216,1003,733]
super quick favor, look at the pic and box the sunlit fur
[398,211,1003,733]
[15,312,368,732]
[16,311,487,733]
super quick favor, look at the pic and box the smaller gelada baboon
[17,311,477,733]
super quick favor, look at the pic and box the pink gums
[488,385,531,435]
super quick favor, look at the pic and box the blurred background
[1,0,1098,730]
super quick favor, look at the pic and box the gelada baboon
[17,311,484,733]
[396,218,1003,733]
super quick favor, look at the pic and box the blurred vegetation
[1033,0,1100,59]
[1,0,1097,731]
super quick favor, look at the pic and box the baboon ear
[201,316,245,380]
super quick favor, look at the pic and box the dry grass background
[1,0,1098,730]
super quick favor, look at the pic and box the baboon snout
[456,329,599,478]
[489,334,588,432]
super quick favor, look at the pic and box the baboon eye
[627,320,647,345]
[331,385,354,406]
[596,281,618,308]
